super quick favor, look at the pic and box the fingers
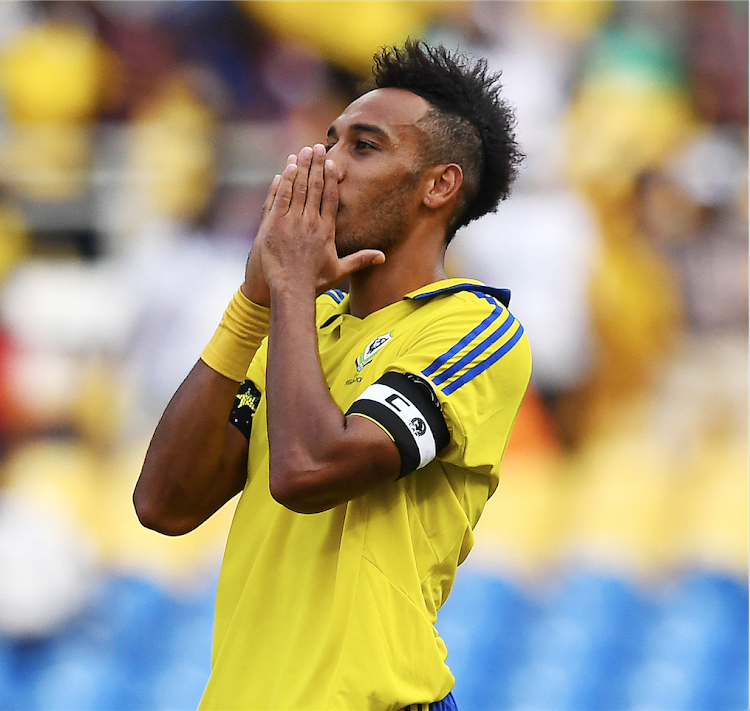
[290,146,313,208]
[337,250,386,279]
[271,158,298,214]
[304,144,326,215]
[262,174,282,216]
[263,151,296,215]
[320,155,339,222]
[270,145,335,218]
[315,249,385,297]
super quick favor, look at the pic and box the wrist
[242,247,270,307]
[268,274,317,306]
[240,280,270,308]
[201,288,270,382]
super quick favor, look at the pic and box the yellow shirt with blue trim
[198,278,532,711]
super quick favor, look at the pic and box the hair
[371,39,523,242]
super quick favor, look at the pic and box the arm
[260,145,402,513]
[133,175,283,536]
[266,284,402,513]
[133,362,251,536]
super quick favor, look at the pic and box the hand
[240,169,284,307]
[257,144,385,298]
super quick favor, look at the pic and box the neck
[347,237,447,318]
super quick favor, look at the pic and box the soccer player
[134,40,531,710]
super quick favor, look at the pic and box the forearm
[134,361,246,535]
[265,284,401,513]
[134,288,269,534]
[265,283,348,509]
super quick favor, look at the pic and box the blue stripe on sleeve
[431,310,516,387]
[422,297,503,377]
[325,288,345,304]
[442,324,525,395]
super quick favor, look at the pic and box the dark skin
[133,89,464,533]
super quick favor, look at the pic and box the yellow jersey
[198,278,532,711]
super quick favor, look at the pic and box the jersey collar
[404,278,511,307]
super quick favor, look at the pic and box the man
[134,40,530,710]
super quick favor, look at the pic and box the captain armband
[346,372,450,478]
[229,380,262,440]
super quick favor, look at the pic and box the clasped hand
[243,144,385,305]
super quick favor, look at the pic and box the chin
[334,240,358,259]
[333,227,360,258]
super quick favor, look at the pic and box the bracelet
[200,288,270,382]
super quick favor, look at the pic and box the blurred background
[0,1,746,709]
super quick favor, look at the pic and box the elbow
[268,464,334,514]
[132,489,197,537]
[132,492,169,534]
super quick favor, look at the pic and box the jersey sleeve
[352,290,532,485]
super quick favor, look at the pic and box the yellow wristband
[201,288,270,382]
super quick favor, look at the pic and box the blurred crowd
[0,0,745,663]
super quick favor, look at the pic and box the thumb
[337,249,386,278]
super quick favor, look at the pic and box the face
[325,88,430,257]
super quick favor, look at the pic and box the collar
[404,278,511,307]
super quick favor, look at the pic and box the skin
[133,88,465,532]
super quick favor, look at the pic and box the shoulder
[409,282,530,398]
[408,280,517,336]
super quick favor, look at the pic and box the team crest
[355,332,392,373]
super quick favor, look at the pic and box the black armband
[229,380,262,440]
[346,371,450,478]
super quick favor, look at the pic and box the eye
[355,140,375,152]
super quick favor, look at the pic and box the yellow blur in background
[0,0,745,596]
[0,1,745,708]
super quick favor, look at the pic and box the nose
[325,143,346,182]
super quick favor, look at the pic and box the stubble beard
[334,172,421,258]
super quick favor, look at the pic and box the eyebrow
[327,122,391,142]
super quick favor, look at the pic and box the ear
[422,164,463,210]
